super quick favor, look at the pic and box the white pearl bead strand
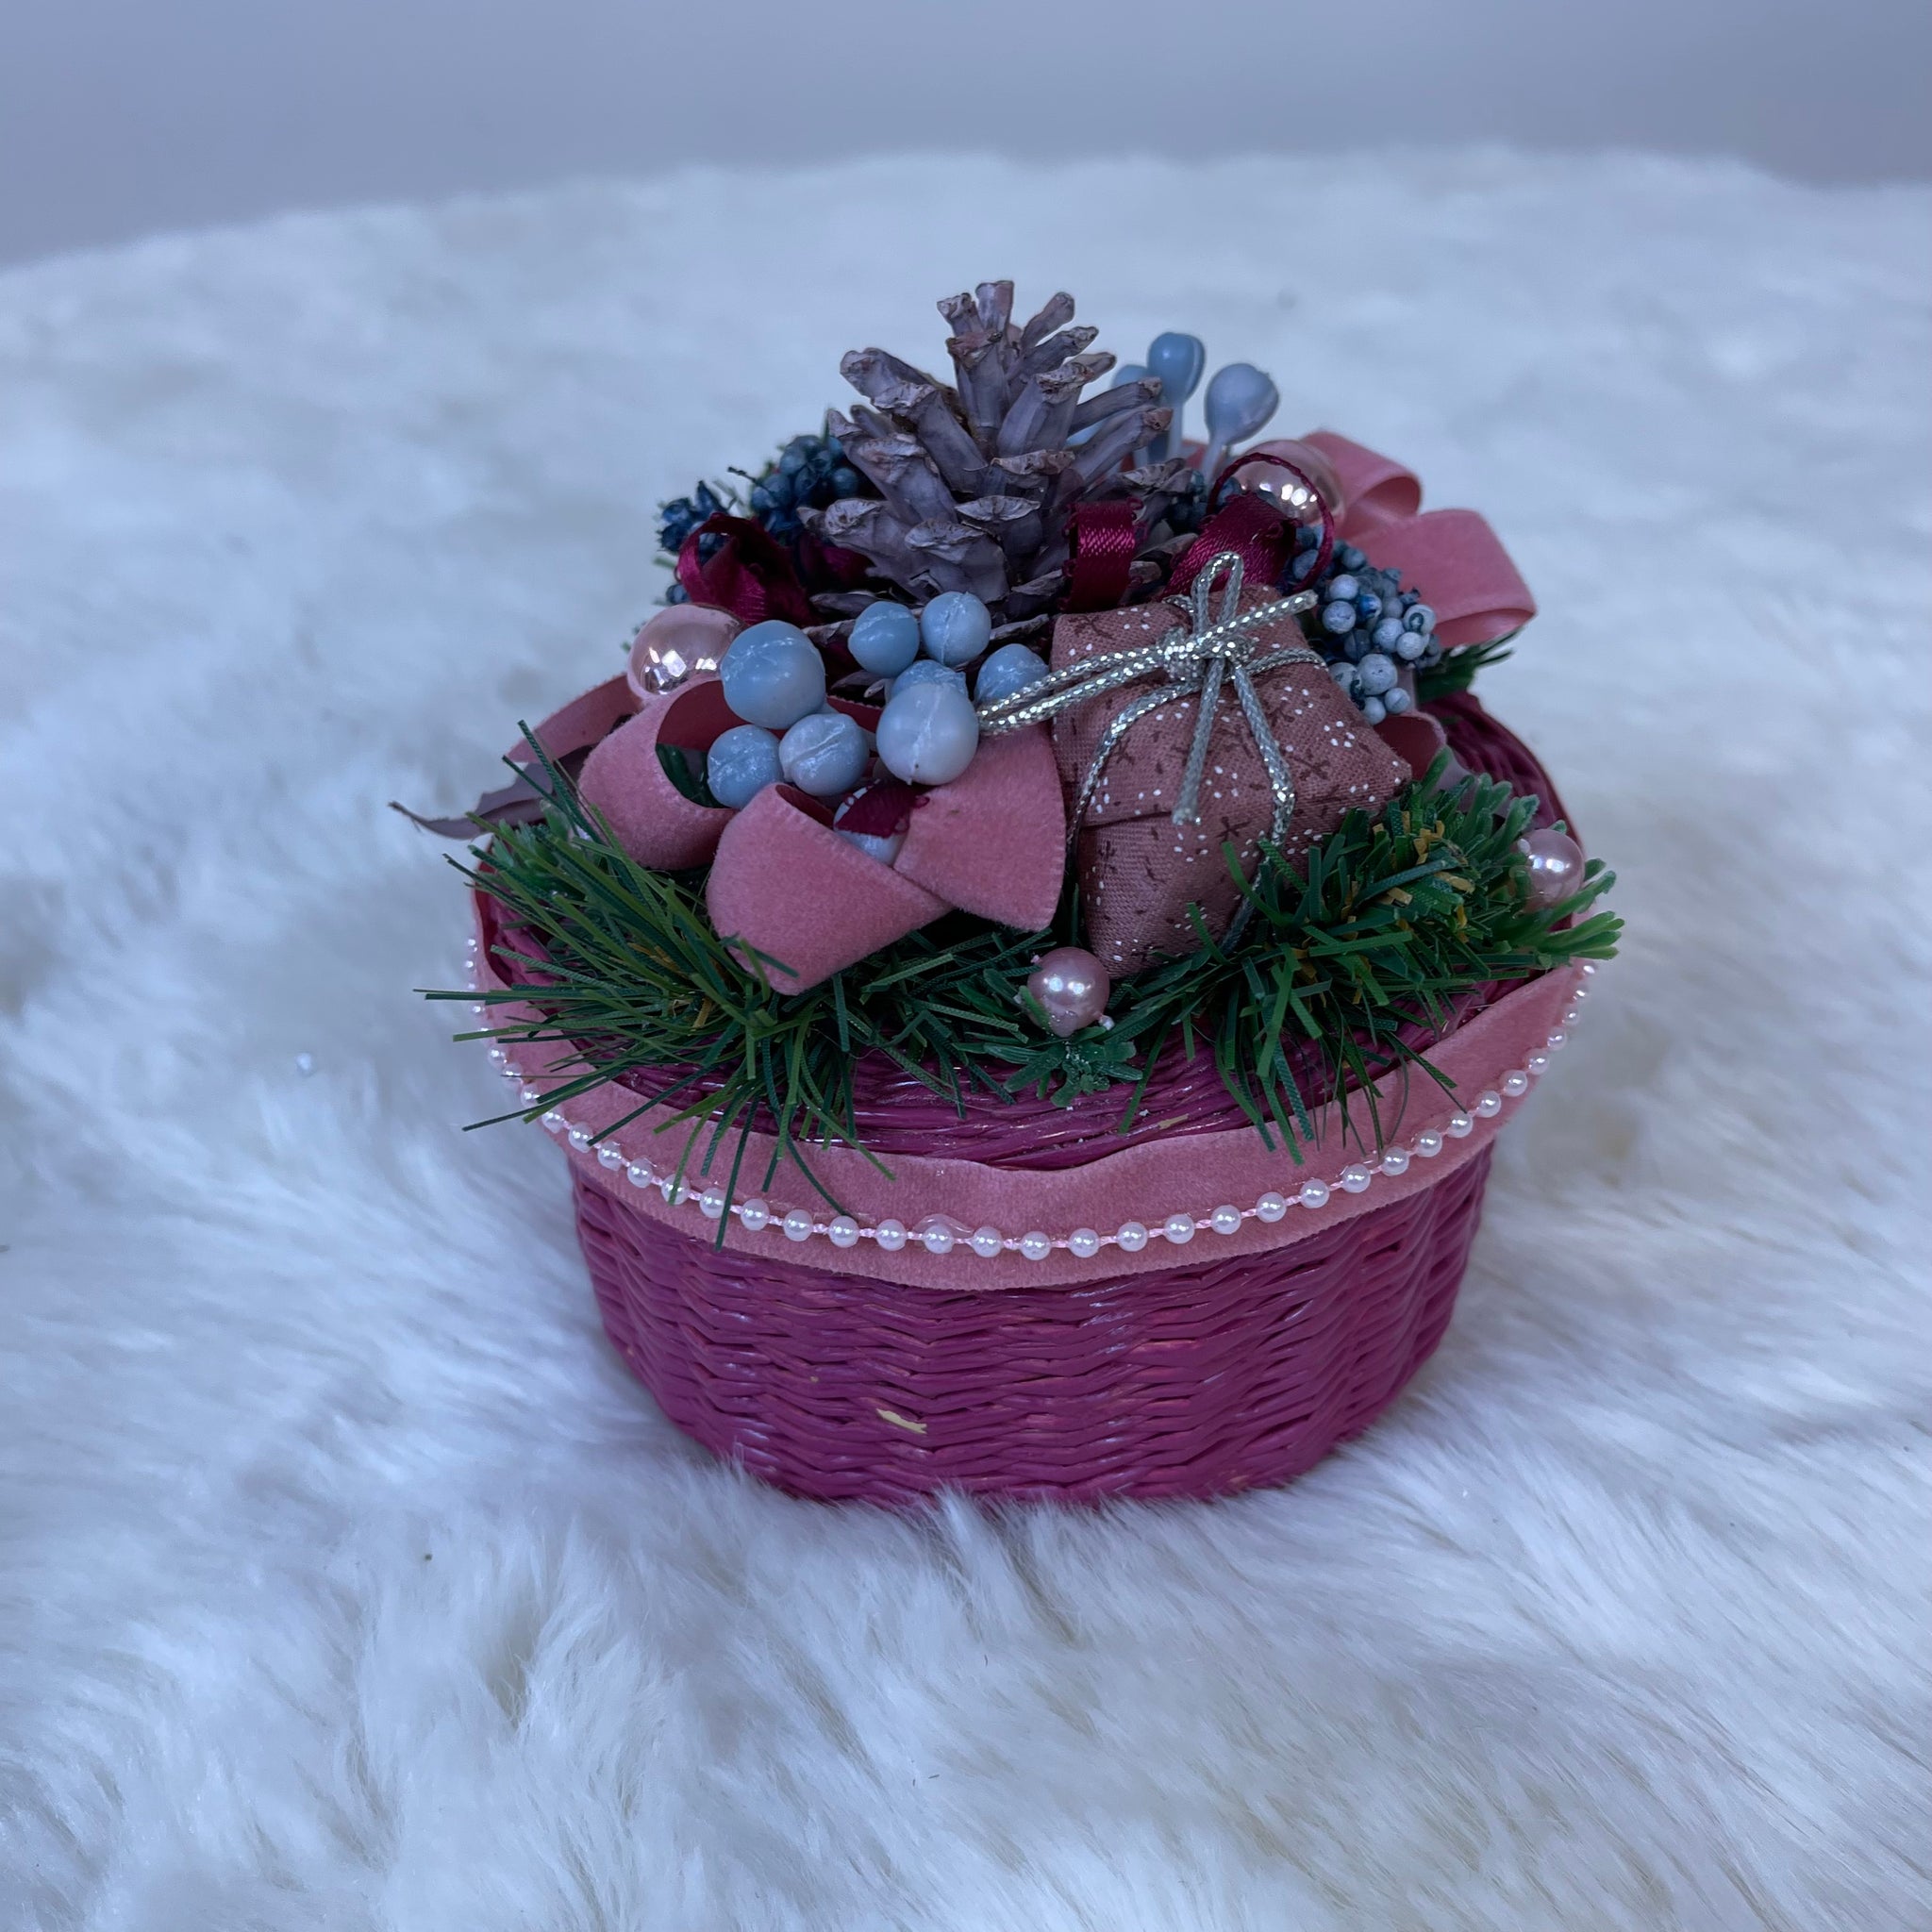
[475,941,1594,1266]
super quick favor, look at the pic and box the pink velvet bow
[1252,432,1536,648]
[575,677,1065,992]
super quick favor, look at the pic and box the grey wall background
[2,0,1928,268]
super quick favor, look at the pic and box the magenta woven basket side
[575,1146,1491,1504]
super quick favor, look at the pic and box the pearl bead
[974,642,1051,707]
[1445,1111,1474,1138]
[520,1085,541,1106]
[1068,1227,1103,1258]
[1526,1051,1551,1076]
[1209,1205,1244,1235]
[1378,1147,1410,1176]
[1116,1221,1150,1253]
[660,1176,691,1206]
[1024,946,1111,1038]
[969,1225,1005,1258]
[920,591,993,667]
[1020,1231,1053,1261]
[739,1197,770,1229]
[719,620,826,729]
[1581,960,1598,975]
[1256,1191,1289,1223]
[1571,982,1591,1002]
[827,1215,860,1248]
[487,1044,507,1064]
[1163,1212,1197,1245]
[626,1159,656,1189]
[566,1124,593,1152]
[875,682,980,786]
[541,1110,566,1134]
[1474,1091,1503,1118]
[703,724,782,808]
[1562,1007,1581,1027]
[782,1208,815,1242]
[1502,1070,1530,1098]
[1519,828,1586,909]
[874,1218,908,1252]
[1299,1178,1330,1209]
[700,1187,728,1220]
[1414,1129,1444,1158]
[920,1223,956,1256]
[1334,1163,1369,1193]
[596,1142,626,1170]
[1547,1029,1568,1051]
[847,600,921,675]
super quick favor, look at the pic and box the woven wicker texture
[576,1147,1492,1503]
[550,695,1557,1500]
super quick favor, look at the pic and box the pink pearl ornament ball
[1024,947,1112,1038]
[1520,828,1587,909]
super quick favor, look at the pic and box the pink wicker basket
[483,695,1581,1504]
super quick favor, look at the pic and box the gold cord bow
[976,552,1324,855]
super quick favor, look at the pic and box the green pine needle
[427,751,1620,1226]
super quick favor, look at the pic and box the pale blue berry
[1328,660,1360,700]
[1326,574,1360,603]
[1381,685,1412,715]
[1393,627,1430,662]
[875,682,980,785]
[720,620,826,729]
[837,827,905,865]
[1321,600,1357,635]
[1372,618,1406,650]
[889,659,969,698]
[848,601,921,675]
[1360,695,1387,725]
[1337,543,1367,572]
[1356,652,1398,695]
[1354,591,1383,625]
[974,642,1050,707]
[704,724,782,808]
[778,709,872,798]
[920,591,992,667]
[1403,603,1436,634]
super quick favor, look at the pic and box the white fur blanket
[3,153,1926,1931]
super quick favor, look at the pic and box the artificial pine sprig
[430,752,1617,1212]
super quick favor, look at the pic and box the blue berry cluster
[658,436,867,605]
[744,432,864,544]
[1283,532,1443,727]
[658,480,725,558]
[1162,466,1211,538]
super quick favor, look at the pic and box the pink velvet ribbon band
[475,891,1578,1291]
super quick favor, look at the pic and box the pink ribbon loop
[1288,430,1536,649]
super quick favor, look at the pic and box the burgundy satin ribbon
[676,513,814,626]
[1169,452,1336,600]
[1062,499,1141,611]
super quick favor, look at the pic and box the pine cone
[801,282,1174,623]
